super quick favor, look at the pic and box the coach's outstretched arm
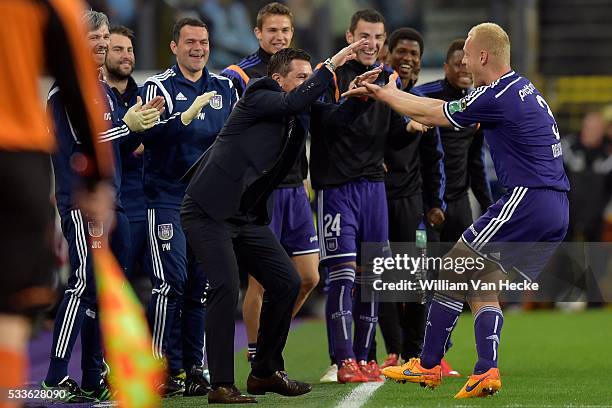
[343,80,451,128]
[250,39,369,117]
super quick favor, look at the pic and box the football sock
[473,306,503,374]
[420,293,463,369]
[323,267,336,365]
[326,264,356,364]
[352,274,378,362]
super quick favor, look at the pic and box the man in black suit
[181,41,375,404]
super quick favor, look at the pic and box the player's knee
[300,273,319,292]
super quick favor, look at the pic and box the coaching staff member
[181,40,371,403]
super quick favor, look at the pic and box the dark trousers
[439,194,473,243]
[181,196,300,385]
[381,194,430,359]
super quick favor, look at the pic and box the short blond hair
[468,23,510,65]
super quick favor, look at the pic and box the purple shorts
[269,186,319,257]
[462,187,569,280]
[316,179,390,266]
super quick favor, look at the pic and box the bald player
[345,22,569,399]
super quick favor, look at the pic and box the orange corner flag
[94,247,164,407]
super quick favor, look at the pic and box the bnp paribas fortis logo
[448,99,467,114]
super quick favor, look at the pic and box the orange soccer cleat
[337,359,369,383]
[381,358,442,388]
[454,367,501,399]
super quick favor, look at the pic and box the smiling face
[346,20,386,67]
[105,33,135,80]
[389,39,421,83]
[462,34,486,87]
[88,24,110,68]
[255,14,294,55]
[445,49,472,89]
[272,59,313,92]
[171,25,209,75]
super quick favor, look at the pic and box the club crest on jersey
[157,224,173,241]
[209,94,223,110]
[87,221,104,238]
[325,237,338,252]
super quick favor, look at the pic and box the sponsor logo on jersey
[157,224,173,241]
[176,92,187,101]
[210,94,223,110]
[518,82,536,101]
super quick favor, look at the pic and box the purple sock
[326,265,356,364]
[473,306,503,374]
[420,293,463,369]
[352,274,378,361]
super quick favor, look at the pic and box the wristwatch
[323,58,336,72]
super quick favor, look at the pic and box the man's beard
[105,63,133,81]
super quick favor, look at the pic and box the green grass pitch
[164,309,612,407]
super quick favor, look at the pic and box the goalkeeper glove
[123,96,160,132]
[181,91,217,126]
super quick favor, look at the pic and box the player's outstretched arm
[343,81,451,127]
[347,67,383,92]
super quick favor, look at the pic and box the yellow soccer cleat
[454,367,501,399]
[381,358,442,388]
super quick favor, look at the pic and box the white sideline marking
[334,382,384,408]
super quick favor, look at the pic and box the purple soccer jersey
[443,71,570,279]
[316,179,391,266]
[443,71,570,192]
[269,186,319,256]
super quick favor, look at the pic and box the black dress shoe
[208,384,257,404]
[247,371,312,396]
